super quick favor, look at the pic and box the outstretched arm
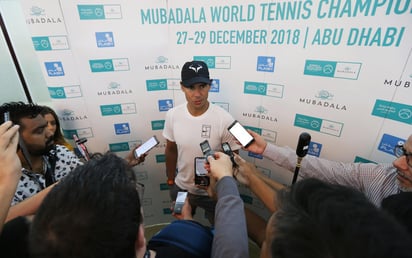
[0,122,21,232]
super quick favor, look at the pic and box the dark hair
[40,106,68,146]
[381,192,412,235]
[270,178,412,258]
[0,101,43,129]
[29,152,142,258]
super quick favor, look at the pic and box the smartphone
[227,120,255,147]
[222,142,237,167]
[174,191,188,214]
[134,136,160,158]
[194,157,209,186]
[199,139,214,162]
[4,112,33,170]
[3,111,10,123]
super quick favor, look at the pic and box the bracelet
[167,179,174,186]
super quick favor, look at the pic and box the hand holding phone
[227,120,255,147]
[174,191,188,214]
[134,136,160,158]
[222,142,237,168]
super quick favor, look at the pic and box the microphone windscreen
[296,132,311,158]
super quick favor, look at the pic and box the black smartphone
[174,191,188,214]
[134,136,160,158]
[199,139,214,161]
[4,112,33,170]
[227,120,255,147]
[194,157,209,186]
[222,142,237,167]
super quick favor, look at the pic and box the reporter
[243,130,412,207]
[207,152,249,258]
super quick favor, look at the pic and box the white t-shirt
[163,103,239,195]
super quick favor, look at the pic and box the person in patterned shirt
[0,102,83,206]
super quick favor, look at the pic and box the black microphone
[292,132,311,185]
[296,132,311,158]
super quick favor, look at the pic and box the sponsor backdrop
[20,0,411,224]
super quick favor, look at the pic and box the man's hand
[207,152,233,181]
[171,198,193,220]
[0,121,22,182]
[233,153,257,187]
[125,145,147,167]
[243,130,267,154]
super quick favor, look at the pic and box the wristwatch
[167,179,174,186]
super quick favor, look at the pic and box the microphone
[292,132,311,185]
[73,134,90,161]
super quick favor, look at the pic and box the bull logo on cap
[189,64,203,73]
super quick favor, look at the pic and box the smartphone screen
[134,136,160,158]
[194,157,209,186]
[228,120,254,147]
[174,191,188,214]
[199,140,212,156]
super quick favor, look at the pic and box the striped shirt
[264,144,401,207]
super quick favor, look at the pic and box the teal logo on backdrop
[304,60,336,77]
[156,154,166,163]
[151,120,165,130]
[90,59,113,72]
[194,56,216,68]
[244,81,284,98]
[32,36,69,51]
[77,4,122,20]
[354,156,377,163]
[62,128,93,140]
[78,5,105,19]
[146,79,168,91]
[372,100,412,125]
[48,87,66,99]
[32,37,51,51]
[99,103,135,116]
[48,86,82,99]
[244,81,267,96]
[294,114,343,137]
[100,104,122,116]
[304,60,361,80]
[194,56,232,69]
[109,142,130,152]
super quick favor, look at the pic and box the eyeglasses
[394,145,412,168]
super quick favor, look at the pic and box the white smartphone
[134,136,160,158]
[228,120,255,147]
[174,191,188,214]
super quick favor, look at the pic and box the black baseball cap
[181,61,212,87]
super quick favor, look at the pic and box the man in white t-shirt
[162,60,239,224]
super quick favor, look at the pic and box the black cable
[0,12,32,103]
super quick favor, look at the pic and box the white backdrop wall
[14,0,412,224]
